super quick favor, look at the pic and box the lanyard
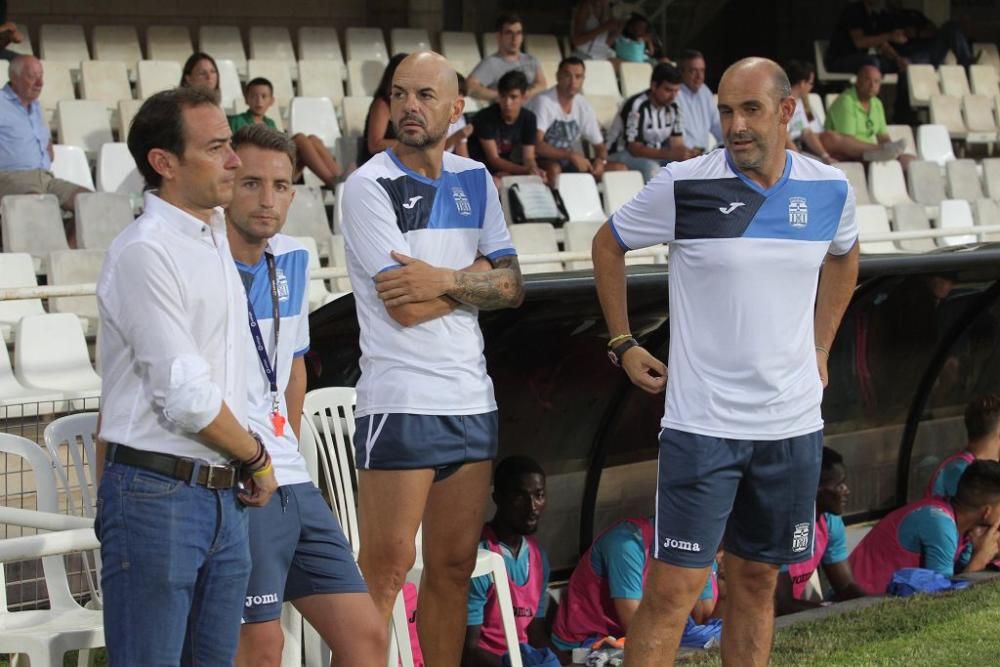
[246,252,285,436]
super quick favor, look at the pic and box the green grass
[685,579,1000,666]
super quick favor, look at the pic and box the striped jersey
[610,148,858,439]
[607,90,684,154]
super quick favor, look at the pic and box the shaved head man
[592,56,859,666]
[341,51,524,664]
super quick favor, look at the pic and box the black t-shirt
[827,1,888,63]
[469,104,537,170]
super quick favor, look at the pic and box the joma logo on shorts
[663,537,701,552]
[245,593,280,607]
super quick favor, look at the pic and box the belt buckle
[204,464,234,489]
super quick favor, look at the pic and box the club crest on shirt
[792,522,810,553]
[788,196,808,228]
[275,268,290,301]
[452,187,472,216]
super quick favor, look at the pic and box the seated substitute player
[469,70,546,188]
[463,456,551,667]
[849,460,1000,595]
[925,394,1000,499]
[775,447,867,615]
[225,124,385,666]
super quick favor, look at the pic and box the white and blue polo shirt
[342,149,517,418]
[610,149,857,440]
[236,233,312,487]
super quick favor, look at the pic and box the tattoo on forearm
[448,255,525,310]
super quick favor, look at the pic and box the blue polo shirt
[0,83,51,171]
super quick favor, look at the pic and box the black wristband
[608,338,640,367]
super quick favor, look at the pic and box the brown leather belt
[107,443,239,490]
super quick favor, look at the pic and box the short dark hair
[456,72,468,97]
[821,447,844,475]
[231,124,297,171]
[954,460,1000,508]
[497,70,529,95]
[784,59,815,87]
[651,62,682,86]
[493,456,545,496]
[558,56,586,73]
[496,13,523,32]
[127,87,221,189]
[180,51,220,90]
[857,58,882,75]
[679,49,704,64]
[244,77,273,94]
[966,394,1000,442]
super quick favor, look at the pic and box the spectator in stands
[0,1,25,61]
[926,394,1000,499]
[675,50,723,153]
[180,52,221,103]
[849,460,1000,595]
[614,14,659,64]
[825,0,908,75]
[468,14,547,102]
[606,62,699,182]
[783,60,834,164]
[823,62,912,166]
[571,0,622,61]
[341,52,524,666]
[96,86,277,665]
[775,447,867,615]
[359,52,407,166]
[445,73,473,158]
[0,55,90,245]
[884,2,977,68]
[224,124,385,667]
[469,70,544,187]
[463,456,552,667]
[529,57,624,183]
[550,517,721,656]
[228,77,342,188]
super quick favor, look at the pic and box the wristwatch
[608,337,639,367]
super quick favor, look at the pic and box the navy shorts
[353,412,499,478]
[654,427,823,568]
[243,482,367,623]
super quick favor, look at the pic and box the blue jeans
[609,150,662,183]
[96,461,251,666]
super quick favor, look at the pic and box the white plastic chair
[946,159,985,202]
[870,160,914,208]
[96,142,144,198]
[48,249,106,335]
[558,172,607,223]
[217,58,245,114]
[973,199,1000,242]
[75,191,134,250]
[938,199,977,246]
[248,59,296,111]
[146,25,194,65]
[509,223,562,273]
[886,125,917,157]
[929,94,967,139]
[249,26,297,65]
[969,65,998,97]
[390,28,432,55]
[342,96,373,138]
[51,144,95,191]
[7,22,33,56]
[327,233,352,293]
[907,64,939,108]
[0,433,104,666]
[345,27,389,64]
[80,61,134,125]
[14,313,102,404]
[563,220,603,270]
[137,60,183,99]
[917,124,956,166]
[856,204,900,254]
[618,62,652,98]
[199,25,247,78]
[0,194,69,274]
[983,158,1000,200]
[39,24,90,76]
[117,98,144,140]
[286,185,333,253]
[298,60,345,104]
[347,59,387,97]
[298,27,346,71]
[581,59,621,98]
[938,64,970,97]
[814,40,853,84]
[601,170,644,215]
[293,236,337,312]
[586,94,621,132]
[962,94,999,143]
[290,97,342,149]
[92,25,143,77]
[440,31,482,65]
[892,202,937,252]
[808,92,826,127]
[907,160,946,210]
[833,162,872,206]
[38,60,75,126]
[56,100,114,160]
[0,342,68,417]
[0,252,47,343]
[524,33,562,62]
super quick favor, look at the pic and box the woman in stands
[180,52,221,102]
[571,0,622,61]
[358,53,408,166]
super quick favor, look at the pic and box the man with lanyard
[925,394,1000,499]
[224,124,385,666]
[592,58,859,666]
[341,51,525,665]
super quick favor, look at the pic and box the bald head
[8,55,44,105]
[719,57,791,104]
[390,51,464,152]
[394,51,459,99]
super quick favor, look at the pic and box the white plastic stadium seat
[938,199,977,246]
[7,23,33,56]
[916,124,955,166]
[137,60,183,99]
[0,194,70,274]
[969,65,999,97]
[286,186,332,255]
[96,142,144,198]
[146,25,194,65]
[0,343,68,416]
[80,60,133,112]
[347,59,386,97]
[563,220,603,270]
[440,31,482,65]
[929,94,967,139]
[983,158,1000,199]
[249,26,296,64]
[619,62,652,98]
[298,27,346,81]
[808,92,826,127]
[538,60,559,93]
[582,59,621,99]
[885,125,917,157]
[892,202,936,252]
[345,27,389,64]
[962,94,999,143]
[39,24,90,74]
[938,65,970,97]
[508,223,562,274]
[294,236,336,311]
[973,199,1000,242]
[14,313,102,399]
[217,59,245,113]
[341,96,373,138]
[290,97,342,149]
[974,42,1000,71]
[907,64,939,108]
[38,61,75,126]
[833,162,872,206]
[558,173,607,223]
[93,25,143,77]
[814,40,853,84]
[56,100,114,160]
[390,28,432,55]
[0,253,47,344]
[51,144,95,191]
[247,59,295,111]
[326,233,352,292]
[601,170,645,215]
[298,60,345,104]
[586,94,621,132]
[907,160,946,209]
[48,249,106,336]
[524,34,562,62]
[869,160,913,208]
[75,192,134,250]
[946,159,985,202]
[117,99,144,140]
[855,204,900,254]
[199,25,247,77]
[0,60,7,87]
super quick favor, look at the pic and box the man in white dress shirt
[675,49,724,152]
[95,87,277,666]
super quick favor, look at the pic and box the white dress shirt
[676,83,723,151]
[97,192,249,463]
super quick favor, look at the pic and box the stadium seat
[347,59,386,97]
[137,60,183,99]
[390,28,432,55]
[508,223,562,274]
[440,31,482,65]
[48,249,106,336]
[973,199,1000,242]
[39,25,89,75]
[808,92,826,127]
[7,23,33,56]
[290,97,342,149]
[538,60,559,92]
[96,143,143,199]
[75,192,133,250]
[247,59,295,111]
[833,162,872,206]
[983,158,1000,199]
[938,65,970,97]
[813,40,853,84]
[916,124,955,166]
[938,199,977,246]
[563,220,603,270]
[856,205,900,254]
[199,25,247,78]
[962,94,999,143]
[117,99,143,140]
[946,159,985,202]
[341,96,372,137]
[499,174,545,223]
[38,60,75,126]
[869,160,913,208]
[345,27,389,64]
[51,144,95,191]
[886,125,917,157]
[619,62,652,98]
[586,94,621,132]
[824,92,839,112]
[298,60,345,104]
[80,60,133,113]
[298,27,346,83]
[249,26,296,65]
[327,233,352,292]
[56,100,114,160]
[929,94,966,139]
[524,34,562,62]
[217,59,245,113]
[581,59,621,98]
[146,25,194,65]
[0,59,7,87]
[557,173,606,223]
[907,65,939,107]
[969,65,999,97]
[0,342,68,415]
[974,42,1000,71]
[601,170,645,215]
[14,313,102,397]
[891,202,936,251]
[0,194,70,274]
[286,186,332,255]
[907,160,946,210]
[294,236,336,311]
[92,25,142,77]
[332,182,346,235]
[0,253,47,344]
